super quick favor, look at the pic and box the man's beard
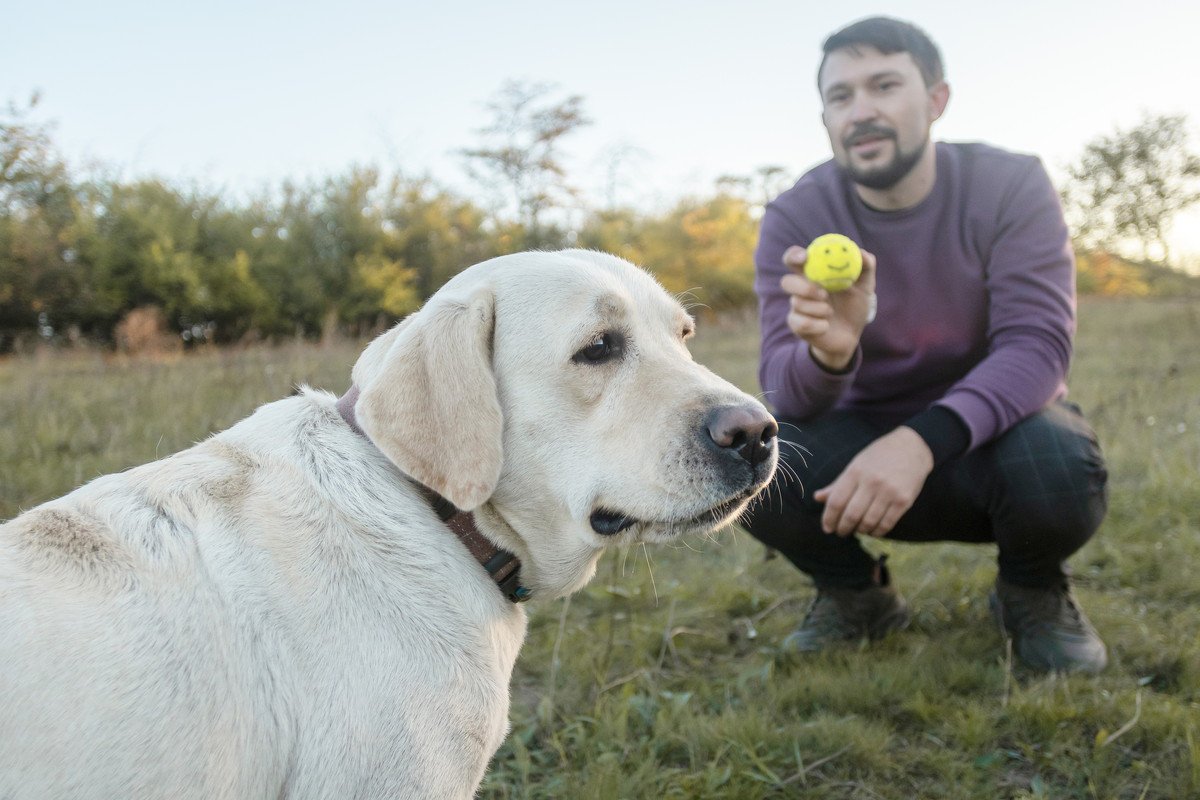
[838,124,927,190]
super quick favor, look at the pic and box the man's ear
[352,286,502,511]
[929,80,950,122]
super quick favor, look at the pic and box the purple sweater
[755,141,1076,453]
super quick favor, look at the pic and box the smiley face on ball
[804,233,863,292]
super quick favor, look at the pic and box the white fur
[0,250,776,798]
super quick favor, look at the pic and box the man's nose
[848,94,879,123]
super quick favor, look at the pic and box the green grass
[2,298,1198,799]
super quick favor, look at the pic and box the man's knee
[984,403,1108,549]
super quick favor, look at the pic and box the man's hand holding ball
[780,235,876,372]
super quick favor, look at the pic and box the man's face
[819,46,946,190]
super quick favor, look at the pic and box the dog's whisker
[640,542,659,606]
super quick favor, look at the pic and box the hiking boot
[781,559,910,654]
[989,575,1107,673]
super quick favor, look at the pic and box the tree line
[2,85,1197,353]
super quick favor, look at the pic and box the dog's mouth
[589,509,638,535]
[589,491,754,538]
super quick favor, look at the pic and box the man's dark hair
[818,16,945,89]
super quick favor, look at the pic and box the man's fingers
[858,248,877,276]
[857,248,878,293]
[813,485,835,532]
[787,312,830,339]
[790,294,833,319]
[782,272,834,339]
[855,498,890,537]
[834,491,871,536]
[872,505,905,538]
[782,245,808,272]
[780,272,828,301]
[817,481,851,535]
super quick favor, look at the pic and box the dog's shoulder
[0,392,333,582]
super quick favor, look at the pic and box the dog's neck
[335,385,529,603]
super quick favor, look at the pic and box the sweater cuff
[903,406,970,467]
[808,344,861,376]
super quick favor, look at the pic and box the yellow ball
[805,233,863,292]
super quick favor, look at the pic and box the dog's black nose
[705,404,778,466]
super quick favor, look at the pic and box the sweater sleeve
[903,405,971,466]
[933,157,1076,449]
[754,202,858,418]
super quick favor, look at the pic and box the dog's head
[350,250,778,599]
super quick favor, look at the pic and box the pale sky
[6,0,1200,257]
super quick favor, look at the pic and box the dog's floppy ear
[353,286,502,511]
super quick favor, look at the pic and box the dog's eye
[573,332,624,364]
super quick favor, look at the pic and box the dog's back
[0,391,523,799]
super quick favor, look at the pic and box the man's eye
[573,332,624,364]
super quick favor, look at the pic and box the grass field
[2,298,1198,799]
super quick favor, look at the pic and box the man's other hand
[813,426,933,538]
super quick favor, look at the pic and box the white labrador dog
[0,249,778,799]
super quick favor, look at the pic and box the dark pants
[742,402,1108,590]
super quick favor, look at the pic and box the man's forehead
[819,46,922,91]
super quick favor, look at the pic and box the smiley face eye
[573,331,624,364]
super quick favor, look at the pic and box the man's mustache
[844,124,897,148]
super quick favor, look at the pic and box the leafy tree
[81,180,207,332]
[0,94,85,349]
[239,170,402,338]
[183,199,270,341]
[1075,251,1150,297]
[576,206,646,264]
[223,170,489,340]
[74,179,278,343]
[461,80,590,246]
[240,181,328,338]
[1062,113,1200,265]
[1,94,72,217]
[376,174,494,300]
[316,167,399,333]
[629,192,759,309]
